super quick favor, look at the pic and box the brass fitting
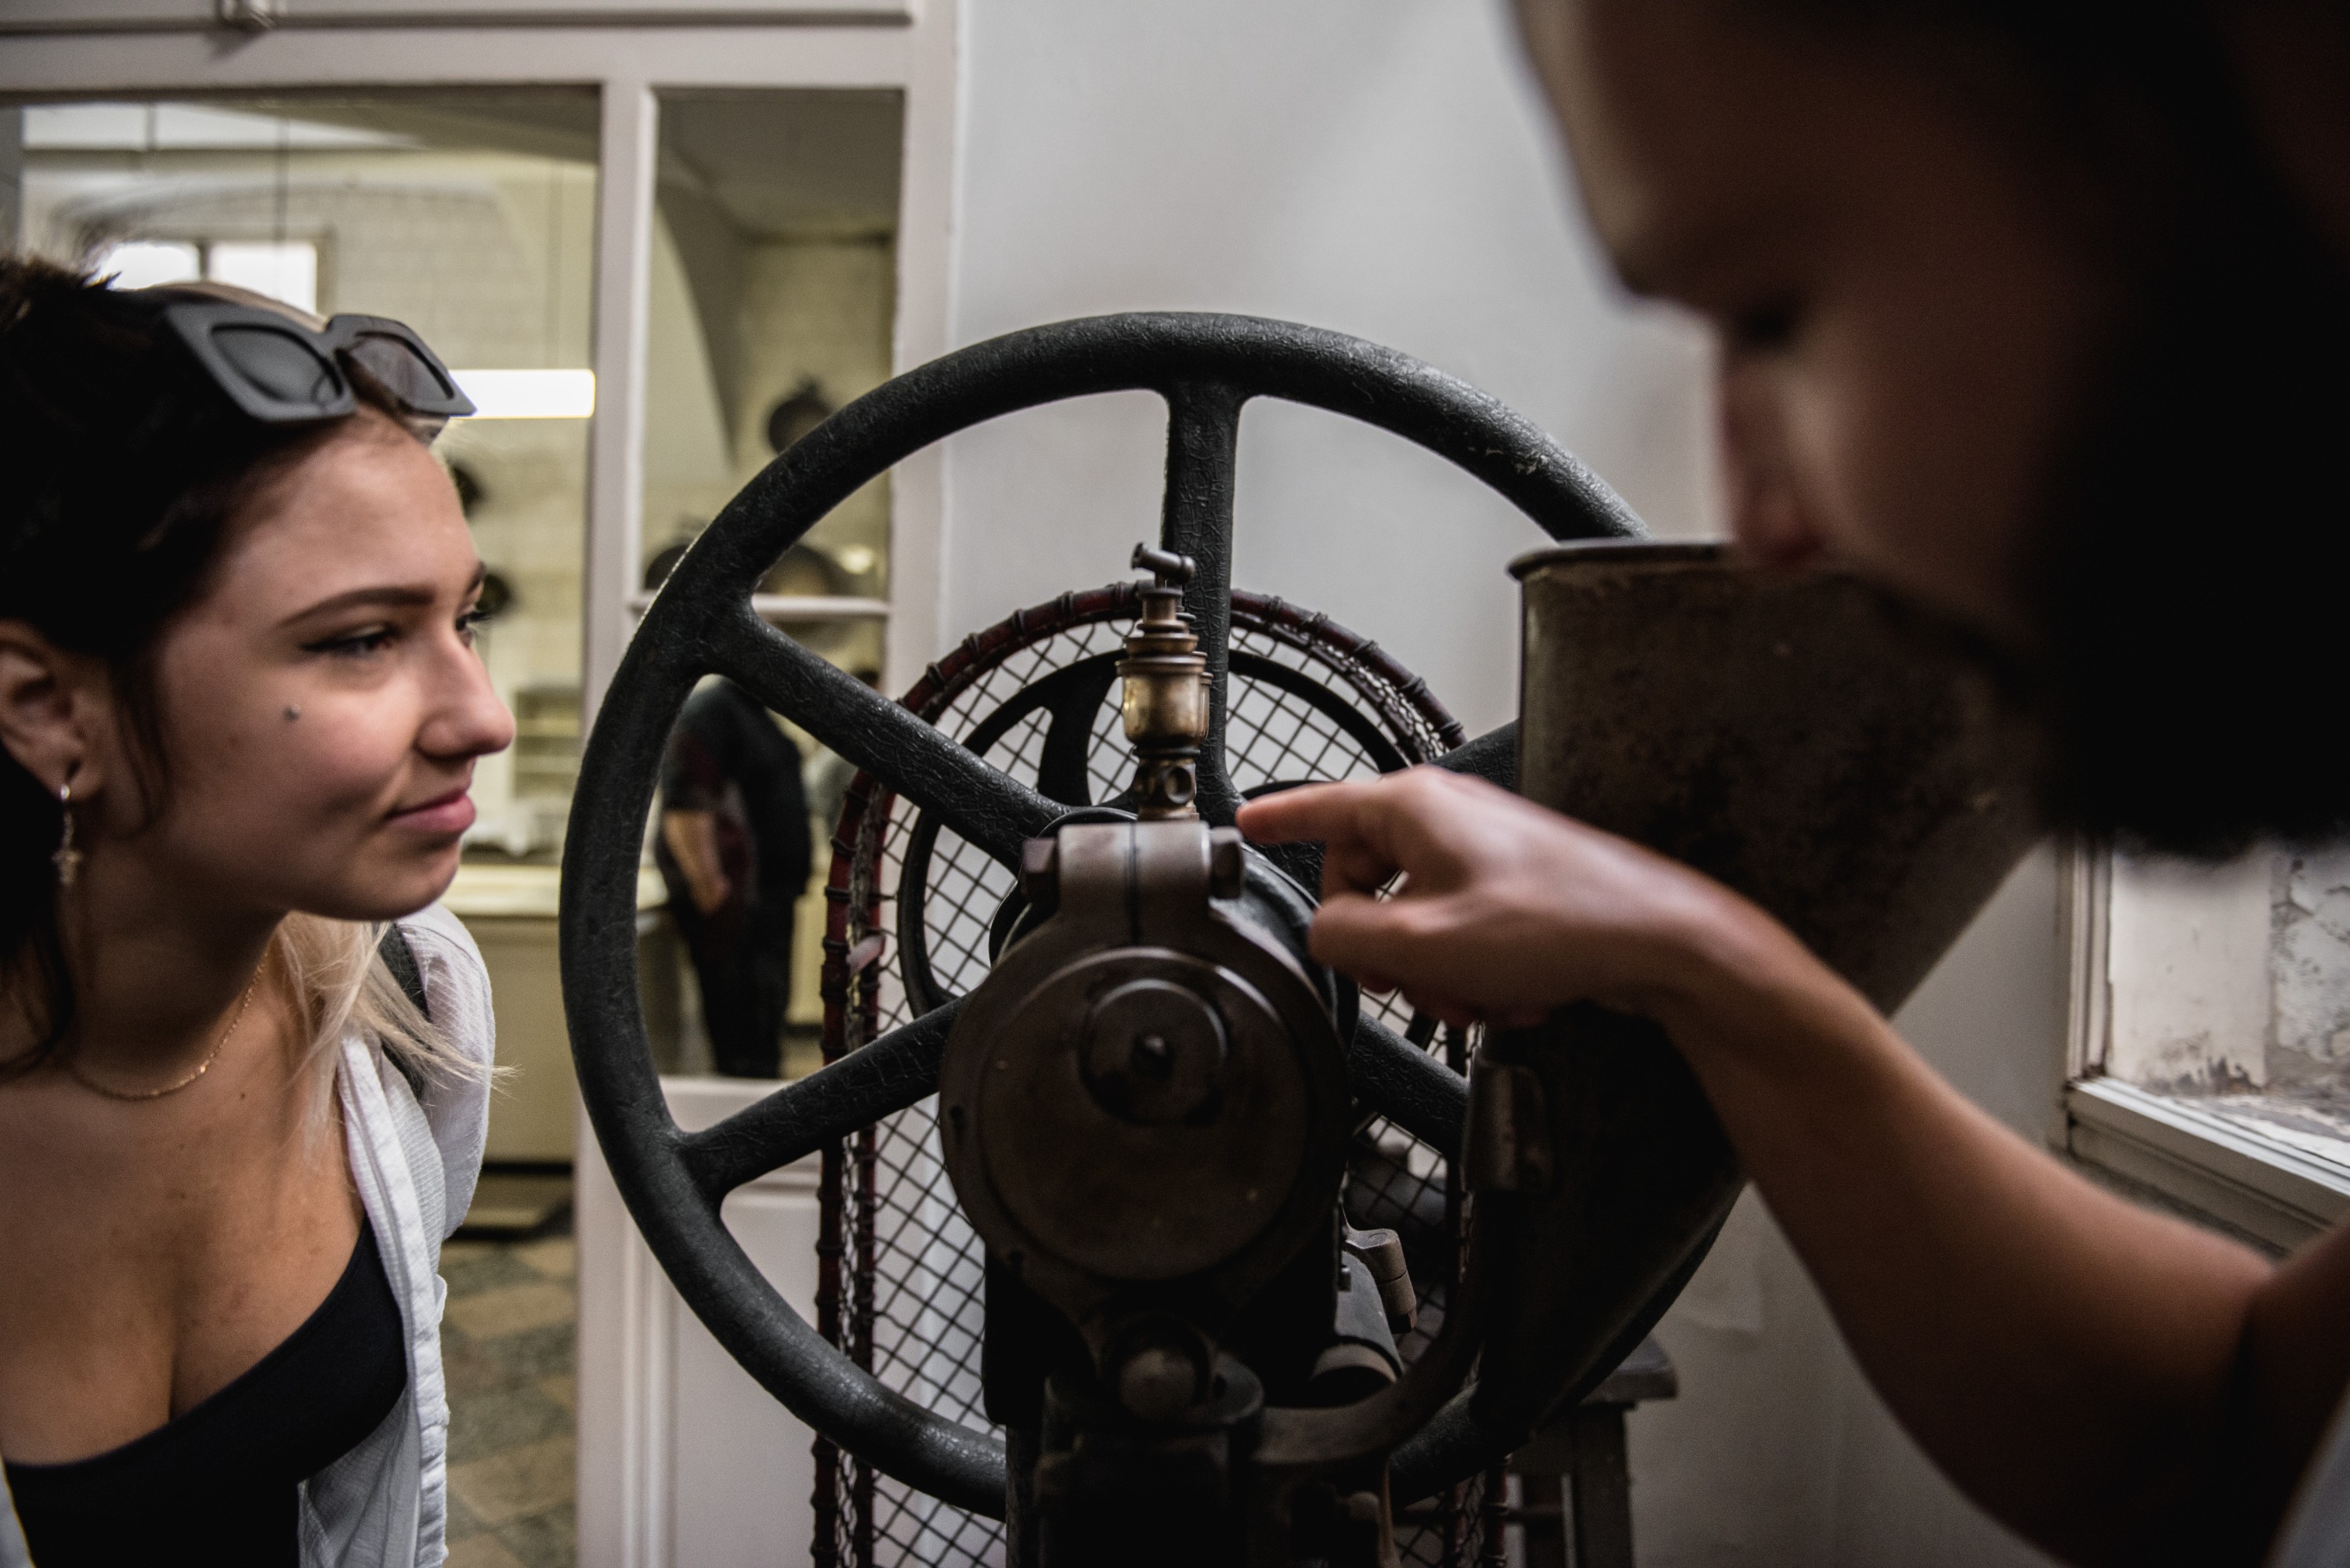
[1119,544,1211,818]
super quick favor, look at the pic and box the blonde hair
[275,912,489,1128]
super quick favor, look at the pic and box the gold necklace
[67,974,262,1103]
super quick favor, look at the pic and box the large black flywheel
[559,314,1668,1541]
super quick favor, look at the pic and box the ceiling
[656,89,902,239]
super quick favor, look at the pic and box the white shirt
[0,903,494,1568]
[2273,1386,2350,1568]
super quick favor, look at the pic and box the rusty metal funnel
[1398,540,2041,1494]
[1516,540,2040,1010]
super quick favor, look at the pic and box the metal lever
[1121,542,1211,819]
[1132,544,1195,585]
[1343,1227,1417,1335]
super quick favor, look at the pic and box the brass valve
[1119,544,1211,819]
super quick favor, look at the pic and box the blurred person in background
[642,548,813,1081]
[653,671,810,1079]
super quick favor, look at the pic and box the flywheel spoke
[681,1000,963,1201]
[1349,1010,1468,1154]
[1159,381,1249,825]
[712,607,1059,869]
[1032,656,1121,807]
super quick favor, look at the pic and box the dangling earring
[52,781,82,888]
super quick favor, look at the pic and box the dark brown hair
[1730,1,2350,854]
[0,256,407,1067]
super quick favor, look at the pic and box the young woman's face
[1517,0,2117,646]
[132,417,514,923]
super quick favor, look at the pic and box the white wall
[1630,851,2067,1568]
[939,4,2071,1564]
[939,0,1716,737]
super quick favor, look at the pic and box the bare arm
[660,809,731,916]
[1240,768,2349,1566]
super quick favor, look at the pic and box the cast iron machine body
[559,313,2040,1566]
[812,576,1458,1566]
[933,551,1437,1561]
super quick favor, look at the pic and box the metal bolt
[1343,1226,1418,1335]
[1081,979,1227,1125]
[1208,827,1246,900]
[1131,1033,1174,1081]
[1019,837,1058,903]
[1130,543,1196,585]
[1116,1342,1201,1423]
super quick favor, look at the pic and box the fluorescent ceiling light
[96,240,201,291]
[205,241,319,315]
[450,369,595,420]
[26,103,414,152]
[96,239,317,313]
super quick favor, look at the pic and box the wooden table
[1504,1336,1677,1568]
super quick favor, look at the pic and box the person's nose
[1718,370,1823,570]
[420,634,515,763]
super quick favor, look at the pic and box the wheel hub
[942,817,1349,1324]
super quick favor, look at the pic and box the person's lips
[389,785,475,836]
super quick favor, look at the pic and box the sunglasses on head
[154,296,475,426]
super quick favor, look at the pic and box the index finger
[1234,779,1376,845]
[1239,776,1430,901]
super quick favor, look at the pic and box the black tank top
[4,1216,408,1568]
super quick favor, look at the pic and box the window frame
[2059,843,2350,1252]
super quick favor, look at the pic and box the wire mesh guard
[814,584,1494,1567]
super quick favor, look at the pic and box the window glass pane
[2105,847,2350,1169]
[205,238,320,312]
[640,89,902,1078]
[93,236,200,287]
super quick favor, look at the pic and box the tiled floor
[439,1226,578,1568]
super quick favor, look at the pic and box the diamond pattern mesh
[815,591,1482,1566]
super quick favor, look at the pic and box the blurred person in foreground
[1242,5,2350,1565]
